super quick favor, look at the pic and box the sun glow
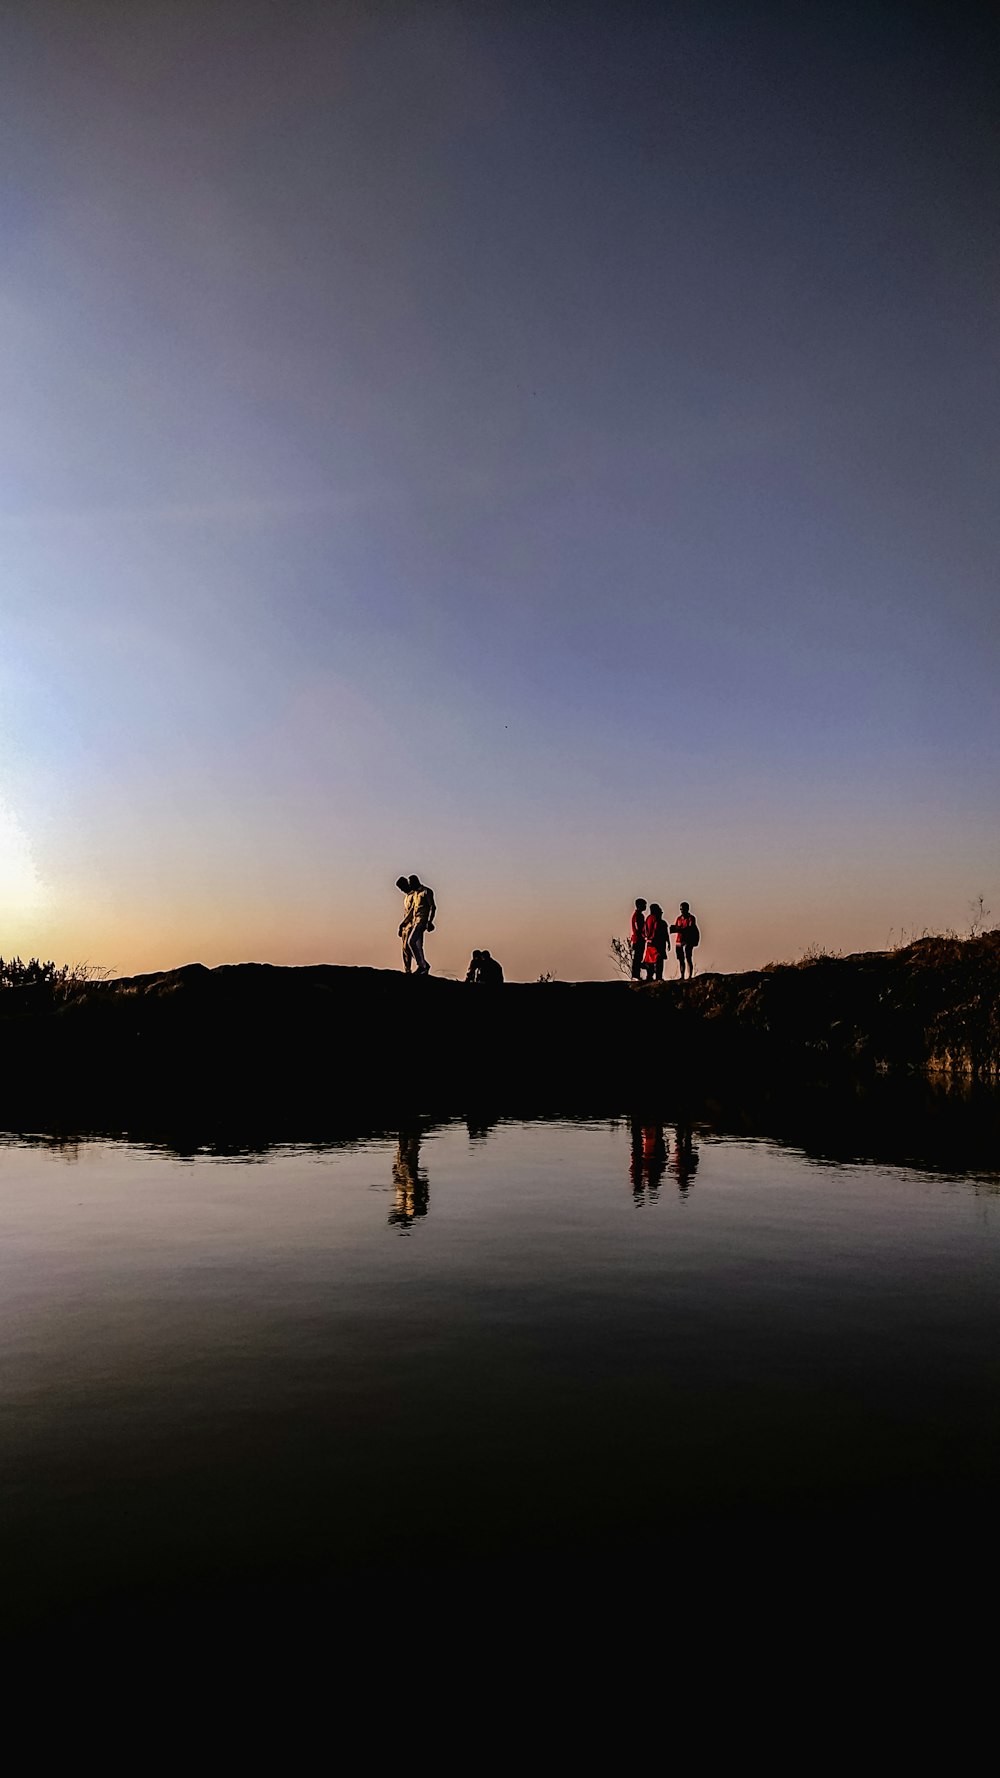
[0,801,50,922]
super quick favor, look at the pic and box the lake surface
[3,1109,1000,1645]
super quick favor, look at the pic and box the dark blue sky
[2,2,997,975]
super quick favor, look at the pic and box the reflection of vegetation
[3,1096,1000,1192]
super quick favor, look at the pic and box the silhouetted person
[478,949,504,985]
[643,903,669,982]
[466,1114,499,1142]
[629,1117,667,1201]
[670,1121,700,1196]
[396,875,415,971]
[465,948,503,984]
[630,898,647,979]
[390,1129,429,1229]
[406,874,436,975]
[671,902,700,979]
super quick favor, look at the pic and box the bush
[0,957,111,993]
[0,956,68,990]
[609,937,633,979]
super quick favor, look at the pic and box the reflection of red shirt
[630,909,645,943]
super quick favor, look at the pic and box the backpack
[678,913,700,948]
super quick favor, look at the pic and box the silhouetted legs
[669,1121,700,1195]
[629,1117,667,1200]
[390,1130,429,1228]
[409,925,429,974]
[677,944,694,979]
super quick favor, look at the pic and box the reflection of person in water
[466,1114,498,1143]
[629,1118,667,1203]
[669,1122,700,1197]
[390,1129,429,1230]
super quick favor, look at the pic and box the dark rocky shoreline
[1,933,998,1129]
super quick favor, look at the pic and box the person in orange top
[629,898,647,979]
[671,902,700,979]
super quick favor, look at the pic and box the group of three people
[630,898,700,981]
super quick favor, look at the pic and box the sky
[1,0,998,980]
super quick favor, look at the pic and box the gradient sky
[2,0,998,980]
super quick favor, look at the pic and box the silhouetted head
[395,876,409,892]
[680,902,690,913]
[471,950,482,961]
[407,874,421,890]
[635,898,647,911]
[482,950,491,960]
[649,903,662,918]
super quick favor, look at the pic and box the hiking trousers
[409,924,429,973]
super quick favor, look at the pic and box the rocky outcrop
[661,932,1000,1077]
[0,934,997,1121]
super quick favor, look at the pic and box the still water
[2,1112,999,1639]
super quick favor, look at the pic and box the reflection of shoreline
[389,1130,429,1231]
[629,1120,701,1202]
[4,1077,999,1186]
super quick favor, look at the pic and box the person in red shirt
[629,898,647,979]
[643,903,669,982]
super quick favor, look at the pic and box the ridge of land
[1,934,998,1121]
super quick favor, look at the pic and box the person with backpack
[629,898,648,980]
[406,873,436,975]
[671,902,700,979]
[642,903,669,982]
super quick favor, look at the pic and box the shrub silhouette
[0,957,110,994]
[0,956,68,990]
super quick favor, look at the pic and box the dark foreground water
[3,1108,1000,1657]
